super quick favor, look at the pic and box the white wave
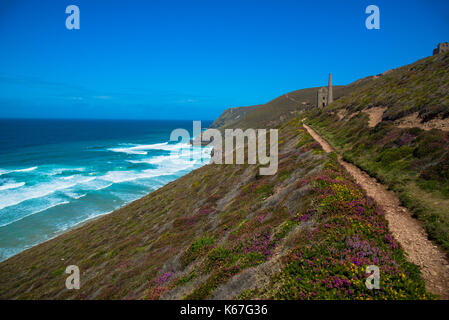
[0,200,70,228]
[71,194,86,200]
[0,175,96,211]
[71,177,112,191]
[63,191,87,200]
[13,166,38,173]
[0,182,25,191]
[108,141,193,155]
[95,183,113,191]
[127,146,210,165]
[101,170,143,183]
[27,200,71,217]
[100,159,196,184]
[0,166,38,176]
[132,142,191,151]
[79,177,96,184]
[127,154,180,165]
[108,147,148,155]
[48,167,86,176]
[132,142,169,150]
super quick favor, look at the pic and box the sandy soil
[303,124,449,299]
[395,112,449,132]
[363,107,387,128]
[337,109,346,120]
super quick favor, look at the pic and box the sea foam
[0,182,25,191]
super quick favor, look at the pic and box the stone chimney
[327,73,333,104]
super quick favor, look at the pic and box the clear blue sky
[0,0,448,120]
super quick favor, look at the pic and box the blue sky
[0,0,448,120]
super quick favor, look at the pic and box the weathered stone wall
[317,87,328,108]
[316,73,333,108]
[433,42,449,55]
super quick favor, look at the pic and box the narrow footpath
[303,123,449,299]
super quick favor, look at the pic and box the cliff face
[1,54,447,300]
[208,105,261,130]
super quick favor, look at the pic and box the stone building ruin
[317,73,333,108]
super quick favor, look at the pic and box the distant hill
[209,78,375,131]
[209,105,260,130]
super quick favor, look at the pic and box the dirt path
[303,123,449,299]
[362,107,387,128]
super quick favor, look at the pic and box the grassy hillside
[306,52,449,254]
[1,53,445,300]
[0,116,432,299]
[209,105,260,129]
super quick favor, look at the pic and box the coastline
[0,120,213,262]
[0,158,211,263]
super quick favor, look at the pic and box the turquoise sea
[0,119,212,261]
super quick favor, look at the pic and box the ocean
[0,119,212,261]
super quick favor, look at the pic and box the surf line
[170,121,279,175]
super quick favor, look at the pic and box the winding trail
[303,123,449,299]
